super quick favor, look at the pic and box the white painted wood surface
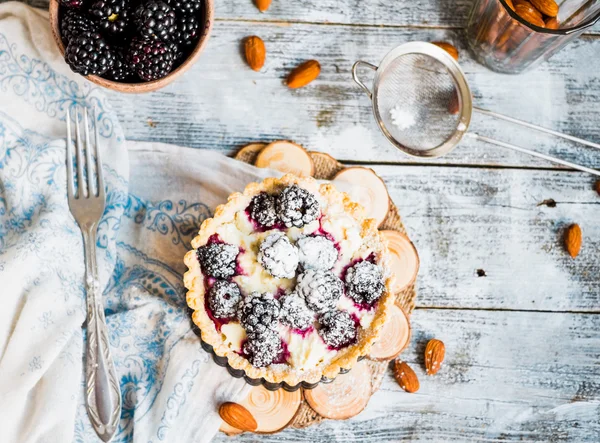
[215,309,600,442]
[103,22,600,169]
[13,0,600,440]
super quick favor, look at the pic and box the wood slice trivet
[224,141,419,433]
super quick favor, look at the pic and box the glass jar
[466,0,600,74]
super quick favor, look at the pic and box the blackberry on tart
[184,175,393,386]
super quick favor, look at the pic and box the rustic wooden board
[10,0,600,32]
[372,164,600,312]
[214,308,600,442]
[103,22,600,170]
[9,0,599,441]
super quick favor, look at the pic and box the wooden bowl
[49,0,214,93]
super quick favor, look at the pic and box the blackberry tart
[184,175,394,386]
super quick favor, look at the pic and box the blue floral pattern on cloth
[0,28,224,443]
[0,32,118,139]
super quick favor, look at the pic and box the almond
[564,224,582,259]
[448,90,460,115]
[530,0,559,17]
[545,17,560,29]
[286,60,321,89]
[432,41,459,61]
[595,180,600,196]
[393,360,420,393]
[254,0,272,12]
[514,3,545,27]
[514,0,542,18]
[219,402,258,432]
[425,338,445,375]
[244,36,266,71]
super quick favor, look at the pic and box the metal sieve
[352,42,600,176]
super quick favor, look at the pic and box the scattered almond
[425,339,446,375]
[393,360,420,393]
[286,60,321,89]
[219,402,258,432]
[595,180,600,196]
[564,224,582,259]
[530,0,559,17]
[448,91,460,115]
[244,36,266,71]
[254,0,272,12]
[514,3,545,27]
[432,41,459,61]
[545,17,560,29]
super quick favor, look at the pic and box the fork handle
[83,226,122,442]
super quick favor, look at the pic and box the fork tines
[66,106,105,201]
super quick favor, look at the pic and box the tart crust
[184,174,395,386]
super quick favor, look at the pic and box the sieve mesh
[375,53,462,152]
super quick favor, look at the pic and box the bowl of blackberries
[49,0,213,92]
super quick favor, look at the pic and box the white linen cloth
[0,3,283,441]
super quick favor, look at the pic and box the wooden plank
[372,164,600,312]
[106,22,600,170]
[216,0,472,28]
[213,308,600,442]
[10,0,600,31]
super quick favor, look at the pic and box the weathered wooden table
[21,0,600,440]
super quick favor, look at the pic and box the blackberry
[61,10,96,46]
[345,261,384,305]
[167,41,184,62]
[105,51,136,81]
[196,242,238,279]
[237,292,280,337]
[297,235,338,271]
[133,0,176,40]
[89,0,131,34]
[165,0,202,15]
[208,280,242,319]
[65,31,114,76]
[258,232,299,279]
[242,329,282,367]
[276,185,320,228]
[172,14,200,46]
[318,310,357,349]
[128,37,175,81]
[249,193,277,228]
[280,293,314,331]
[296,269,343,314]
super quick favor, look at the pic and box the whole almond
[244,36,266,71]
[564,224,582,259]
[514,0,543,18]
[286,60,321,89]
[545,17,560,29]
[514,3,545,27]
[393,360,420,393]
[595,180,600,196]
[425,339,446,375]
[219,402,258,432]
[432,41,459,61]
[448,91,460,115]
[254,0,272,12]
[531,0,559,17]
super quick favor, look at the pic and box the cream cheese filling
[202,186,381,370]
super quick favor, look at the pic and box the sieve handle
[473,107,600,152]
[468,133,600,176]
[352,61,378,99]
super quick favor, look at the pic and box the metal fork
[66,107,121,442]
